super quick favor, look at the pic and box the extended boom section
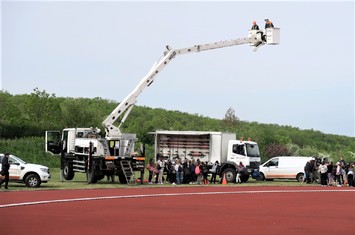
[103,31,266,138]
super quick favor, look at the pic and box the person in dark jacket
[201,162,209,185]
[264,18,274,28]
[210,161,219,184]
[304,160,312,184]
[0,153,10,189]
[182,161,191,184]
[251,20,259,30]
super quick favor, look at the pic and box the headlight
[40,168,49,173]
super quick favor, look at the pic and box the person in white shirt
[318,162,328,186]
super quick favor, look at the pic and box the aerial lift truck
[45,26,280,184]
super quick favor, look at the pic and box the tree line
[1,88,354,163]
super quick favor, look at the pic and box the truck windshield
[246,144,260,157]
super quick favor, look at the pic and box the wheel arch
[218,161,238,176]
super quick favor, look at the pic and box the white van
[259,156,314,182]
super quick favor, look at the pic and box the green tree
[222,107,239,132]
[265,143,290,159]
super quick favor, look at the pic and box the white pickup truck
[0,153,51,187]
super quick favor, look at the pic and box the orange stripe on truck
[105,156,116,160]
[9,176,21,180]
[268,174,297,178]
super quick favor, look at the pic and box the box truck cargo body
[151,130,261,182]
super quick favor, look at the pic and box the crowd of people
[146,155,355,187]
[303,157,355,187]
[146,156,249,185]
[146,156,222,185]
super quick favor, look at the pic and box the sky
[1,0,354,137]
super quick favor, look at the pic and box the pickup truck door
[9,156,21,180]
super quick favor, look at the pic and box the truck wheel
[241,175,250,183]
[259,172,266,181]
[118,173,127,184]
[25,173,41,188]
[296,173,304,182]
[96,174,105,181]
[63,162,75,180]
[222,168,236,183]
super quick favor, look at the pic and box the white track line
[0,189,354,209]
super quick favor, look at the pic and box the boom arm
[103,31,266,138]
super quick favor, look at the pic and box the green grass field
[6,168,311,191]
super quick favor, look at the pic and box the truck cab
[228,139,260,172]
[220,139,261,182]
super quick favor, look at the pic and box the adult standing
[335,162,342,186]
[201,161,209,185]
[304,160,312,184]
[182,161,191,184]
[251,20,259,30]
[146,158,155,184]
[264,18,274,28]
[190,159,196,184]
[236,162,245,184]
[195,160,202,185]
[326,161,334,186]
[339,156,348,185]
[174,159,182,185]
[156,156,165,184]
[210,161,219,184]
[347,164,354,187]
[0,153,10,190]
[318,161,328,186]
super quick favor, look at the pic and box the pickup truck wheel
[63,162,75,180]
[25,173,41,188]
[221,168,236,183]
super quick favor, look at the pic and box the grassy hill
[1,89,354,166]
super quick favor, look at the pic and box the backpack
[195,166,201,175]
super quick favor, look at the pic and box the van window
[266,158,279,167]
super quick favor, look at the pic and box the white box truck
[259,156,314,182]
[151,130,261,182]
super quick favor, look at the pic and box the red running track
[0,186,354,235]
